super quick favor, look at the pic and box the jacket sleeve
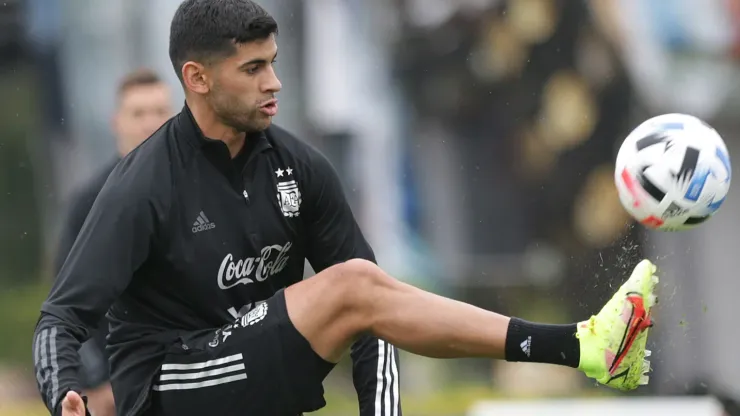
[33,165,160,415]
[54,188,98,275]
[303,150,402,416]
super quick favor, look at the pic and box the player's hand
[60,390,86,416]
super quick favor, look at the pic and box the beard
[206,85,270,133]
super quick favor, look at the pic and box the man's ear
[182,61,211,94]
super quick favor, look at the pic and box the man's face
[113,83,173,155]
[205,34,282,133]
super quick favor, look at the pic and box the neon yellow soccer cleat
[577,259,658,391]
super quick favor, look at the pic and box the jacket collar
[175,102,272,154]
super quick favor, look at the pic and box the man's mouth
[259,98,278,117]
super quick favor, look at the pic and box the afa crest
[277,179,302,217]
[275,167,301,217]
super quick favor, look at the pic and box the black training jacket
[54,156,120,388]
[33,104,402,416]
[55,157,119,276]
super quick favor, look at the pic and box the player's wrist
[504,317,580,368]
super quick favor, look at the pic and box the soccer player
[53,69,173,416]
[33,1,658,415]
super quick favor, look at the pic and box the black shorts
[146,289,336,416]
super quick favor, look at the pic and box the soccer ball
[614,113,731,231]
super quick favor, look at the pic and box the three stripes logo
[192,211,216,234]
[520,336,532,357]
[153,353,247,392]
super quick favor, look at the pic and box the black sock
[504,317,580,368]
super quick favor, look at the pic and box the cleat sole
[642,359,651,373]
[647,294,657,308]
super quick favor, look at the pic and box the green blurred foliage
[0,282,49,367]
[0,66,43,285]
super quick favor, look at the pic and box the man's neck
[187,98,245,158]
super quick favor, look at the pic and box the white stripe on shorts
[158,363,246,382]
[153,374,248,391]
[154,353,247,391]
[161,353,243,371]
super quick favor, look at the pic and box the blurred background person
[53,68,174,416]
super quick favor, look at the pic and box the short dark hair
[169,0,278,83]
[117,68,163,98]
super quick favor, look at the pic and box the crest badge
[241,302,268,327]
[275,167,301,217]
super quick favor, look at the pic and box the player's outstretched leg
[284,258,657,390]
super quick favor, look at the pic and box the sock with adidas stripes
[504,317,580,368]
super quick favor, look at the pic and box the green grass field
[0,387,504,416]
[0,383,621,416]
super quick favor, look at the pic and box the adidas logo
[520,336,531,357]
[192,211,216,233]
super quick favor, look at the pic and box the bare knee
[335,258,384,281]
[333,258,390,289]
[285,259,395,362]
[328,259,396,321]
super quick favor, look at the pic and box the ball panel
[683,167,710,202]
[684,215,710,226]
[636,167,666,202]
[614,113,731,232]
[674,146,701,185]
